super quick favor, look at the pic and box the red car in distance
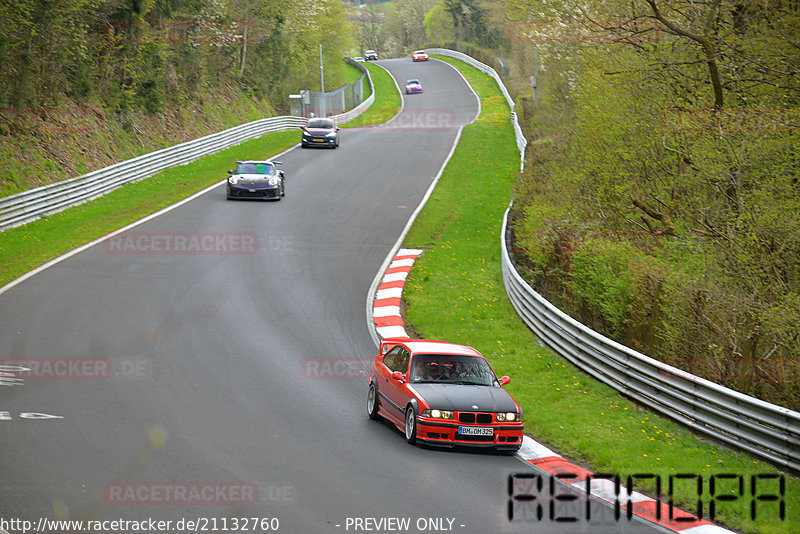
[412,50,429,61]
[367,338,524,451]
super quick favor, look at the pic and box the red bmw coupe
[367,338,524,451]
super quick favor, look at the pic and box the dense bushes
[504,1,800,409]
[0,0,353,112]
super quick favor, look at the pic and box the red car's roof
[382,338,483,357]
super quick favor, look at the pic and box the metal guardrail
[0,63,375,232]
[427,48,526,170]
[501,206,800,473]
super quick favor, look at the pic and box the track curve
[0,58,662,533]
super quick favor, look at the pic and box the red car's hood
[410,383,518,413]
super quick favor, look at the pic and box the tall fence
[0,63,374,232]
[292,58,368,118]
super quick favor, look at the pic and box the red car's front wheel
[404,405,417,444]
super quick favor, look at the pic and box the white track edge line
[377,61,406,127]
[364,57,734,534]
[365,126,464,347]
[430,57,481,125]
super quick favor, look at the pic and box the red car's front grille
[458,412,493,424]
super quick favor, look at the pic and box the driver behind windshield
[410,355,494,385]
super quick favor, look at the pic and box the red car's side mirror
[391,371,405,383]
[499,376,510,386]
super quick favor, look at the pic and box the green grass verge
[341,62,400,128]
[344,62,372,100]
[343,60,365,85]
[0,130,298,288]
[343,60,372,100]
[402,55,798,534]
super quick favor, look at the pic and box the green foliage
[423,1,455,42]
[384,0,435,53]
[281,0,353,92]
[0,0,354,112]
[567,240,635,338]
[505,0,800,409]
[442,0,498,48]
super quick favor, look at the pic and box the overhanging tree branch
[644,0,725,108]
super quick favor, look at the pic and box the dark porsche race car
[367,338,524,451]
[226,160,285,200]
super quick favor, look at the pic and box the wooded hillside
[0,0,353,196]
[497,0,800,409]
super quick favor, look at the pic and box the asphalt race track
[0,58,665,533]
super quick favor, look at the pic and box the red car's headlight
[421,409,453,419]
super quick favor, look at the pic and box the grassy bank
[0,88,279,198]
[1,60,371,199]
[402,56,798,534]
[0,131,298,288]
[343,60,371,98]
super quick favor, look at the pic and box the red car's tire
[404,405,417,444]
[367,383,381,421]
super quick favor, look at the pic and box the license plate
[249,189,256,192]
[314,138,324,142]
[459,426,493,436]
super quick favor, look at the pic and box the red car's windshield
[410,354,497,386]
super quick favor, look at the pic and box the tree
[354,1,386,53]
[385,0,436,51]
[424,1,456,42]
